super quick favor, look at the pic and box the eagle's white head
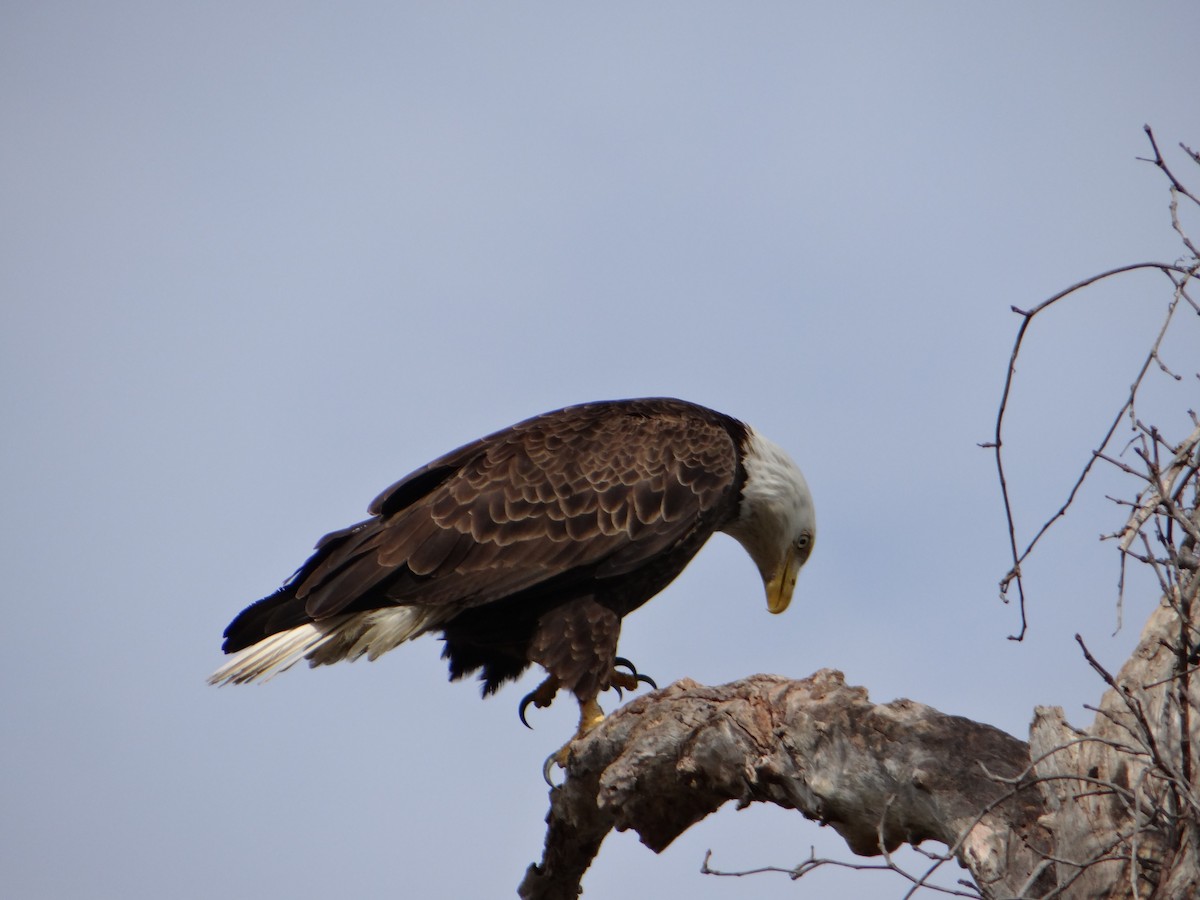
[721,428,816,614]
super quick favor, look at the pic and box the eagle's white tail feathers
[207,607,440,686]
[308,607,438,666]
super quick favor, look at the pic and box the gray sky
[3,4,1198,898]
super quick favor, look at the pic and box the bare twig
[991,126,1199,640]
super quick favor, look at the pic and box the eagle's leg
[539,662,661,784]
[518,674,560,729]
[576,696,605,734]
[542,696,606,787]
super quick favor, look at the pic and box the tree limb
[519,671,1052,899]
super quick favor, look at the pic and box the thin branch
[992,126,1199,640]
[1141,125,1200,207]
[993,263,1192,638]
[701,848,983,896]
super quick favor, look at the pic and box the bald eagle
[210,398,815,752]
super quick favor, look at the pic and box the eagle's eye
[795,532,813,560]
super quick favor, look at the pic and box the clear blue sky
[3,4,1198,897]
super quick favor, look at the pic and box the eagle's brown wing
[293,399,742,621]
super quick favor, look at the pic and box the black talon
[612,656,658,692]
[518,692,537,729]
[543,752,564,788]
[613,656,638,676]
[518,676,561,729]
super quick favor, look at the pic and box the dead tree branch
[519,672,1052,900]
[988,126,1199,641]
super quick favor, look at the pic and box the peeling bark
[519,671,1052,899]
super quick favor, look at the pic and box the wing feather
[290,399,742,622]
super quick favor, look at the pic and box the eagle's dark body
[215,398,753,704]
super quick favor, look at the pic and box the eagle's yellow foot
[518,675,561,729]
[542,698,605,787]
[608,656,658,699]
[577,696,605,733]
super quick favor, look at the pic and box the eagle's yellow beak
[765,544,801,614]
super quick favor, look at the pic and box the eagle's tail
[207,606,439,686]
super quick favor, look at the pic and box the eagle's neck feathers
[722,428,815,583]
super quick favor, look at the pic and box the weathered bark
[519,670,1053,899]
